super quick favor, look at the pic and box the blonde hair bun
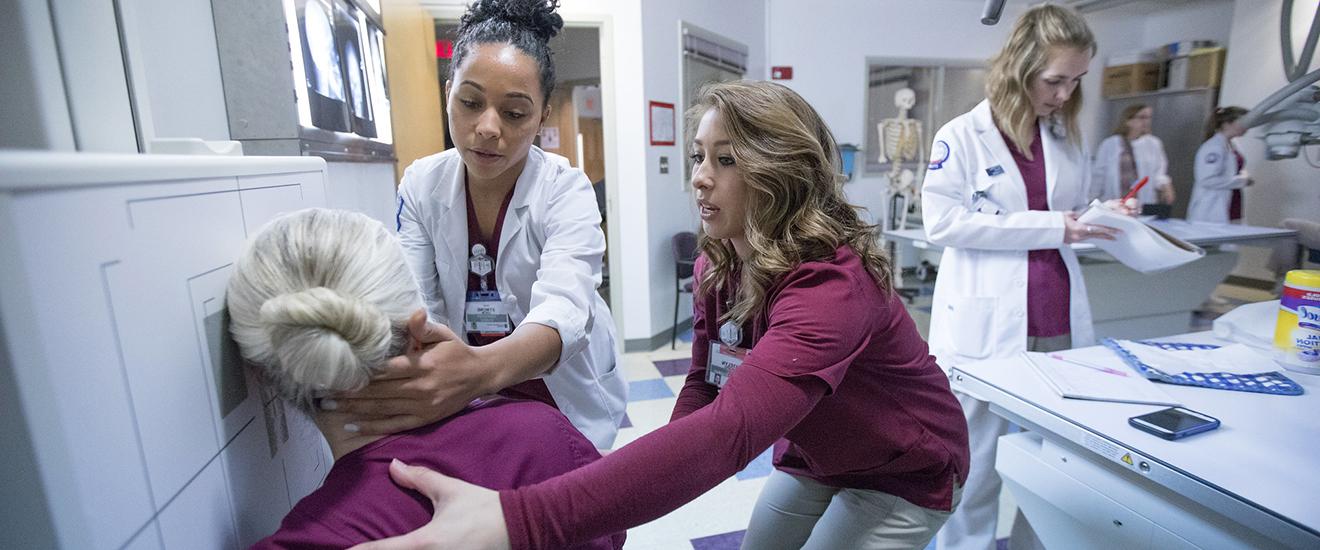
[227,208,423,412]
[259,287,392,393]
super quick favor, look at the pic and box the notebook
[1023,351,1181,406]
[1077,200,1204,273]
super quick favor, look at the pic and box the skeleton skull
[894,88,916,111]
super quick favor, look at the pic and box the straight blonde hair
[688,80,892,325]
[227,208,422,413]
[987,3,1095,158]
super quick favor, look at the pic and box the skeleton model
[876,88,924,230]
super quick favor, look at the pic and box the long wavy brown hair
[688,80,892,325]
[987,3,1095,158]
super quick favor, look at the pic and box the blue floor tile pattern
[690,530,744,550]
[627,378,675,401]
[653,358,690,377]
[735,448,773,480]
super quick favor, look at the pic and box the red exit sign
[771,66,793,80]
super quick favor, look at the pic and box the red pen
[1121,176,1150,202]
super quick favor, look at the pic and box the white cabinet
[0,153,336,549]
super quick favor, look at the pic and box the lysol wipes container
[1276,269,1320,374]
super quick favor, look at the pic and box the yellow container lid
[1285,269,1320,287]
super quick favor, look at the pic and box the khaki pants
[740,470,962,550]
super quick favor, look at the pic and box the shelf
[1104,86,1219,100]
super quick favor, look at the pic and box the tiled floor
[614,334,768,550]
[616,276,1272,548]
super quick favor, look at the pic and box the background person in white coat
[1189,106,1252,224]
[922,6,1134,550]
[1093,104,1174,205]
[325,0,627,450]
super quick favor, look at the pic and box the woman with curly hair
[353,80,969,550]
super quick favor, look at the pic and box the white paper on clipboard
[1024,352,1181,406]
[1078,200,1204,273]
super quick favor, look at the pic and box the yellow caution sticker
[1121,453,1134,466]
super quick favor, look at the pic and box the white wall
[765,0,1025,227]
[1220,0,1320,276]
[1138,0,1235,49]
[47,0,138,152]
[0,0,75,150]
[1075,6,1149,149]
[127,0,231,142]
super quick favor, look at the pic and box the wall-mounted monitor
[338,1,376,138]
[214,0,393,161]
[300,0,350,133]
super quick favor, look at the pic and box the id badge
[705,340,747,388]
[465,290,513,336]
[971,190,1003,215]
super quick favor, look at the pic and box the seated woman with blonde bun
[227,208,623,549]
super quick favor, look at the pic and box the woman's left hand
[325,310,494,435]
[1064,212,1120,243]
[1159,184,1176,204]
[1101,198,1140,217]
[348,459,510,550]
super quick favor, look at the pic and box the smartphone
[1141,203,1172,220]
[1129,407,1220,440]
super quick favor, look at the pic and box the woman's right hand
[1063,212,1120,243]
[348,459,511,550]
[326,310,494,435]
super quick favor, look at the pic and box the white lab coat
[921,100,1096,370]
[1188,132,1247,224]
[1091,134,1169,204]
[396,146,626,448]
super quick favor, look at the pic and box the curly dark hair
[450,0,564,104]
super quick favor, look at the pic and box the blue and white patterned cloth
[1102,338,1304,396]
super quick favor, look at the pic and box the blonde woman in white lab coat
[324,0,626,450]
[922,6,1133,550]
[1093,104,1175,205]
[1189,106,1252,224]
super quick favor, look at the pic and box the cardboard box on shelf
[1186,47,1226,89]
[1103,62,1161,98]
[1166,48,1226,90]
